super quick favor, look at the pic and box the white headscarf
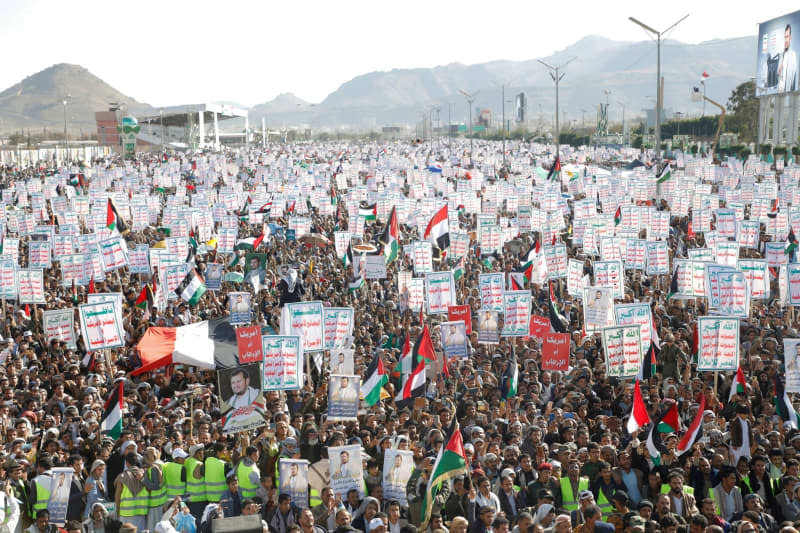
[282,268,298,292]
[533,504,555,526]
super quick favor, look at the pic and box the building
[135,103,249,151]
[95,111,121,147]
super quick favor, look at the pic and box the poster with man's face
[583,287,614,332]
[279,459,309,509]
[229,291,251,325]
[217,364,266,434]
[244,253,267,282]
[205,263,223,291]
[328,374,360,421]
[441,321,468,358]
[329,348,354,375]
[382,449,413,506]
[478,308,499,344]
[328,444,364,499]
[785,339,800,392]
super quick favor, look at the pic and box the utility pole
[62,95,72,152]
[492,80,514,168]
[580,109,586,132]
[160,109,165,152]
[618,100,626,144]
[629,13,689,161]
[537,57,576,159]
[459,89,478,167]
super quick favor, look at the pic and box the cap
[172,448,189,459]
[368,519,384,530]
[612,490,629,503]
[629,516,646,530]
[189,444,204,456]
[554,515,571,527]
[538,462,553,471]
[579,490,594,500]
[743,493,761,503]
[638,500,654,510]
[500,468,515,480]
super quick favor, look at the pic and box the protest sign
[502,291,532,337]
[479,273,504,312]
[48,468,74,526]
[544,245,567,279]
[425,271,456,314]
[645,241,669,275]
[280,301,324,353]
[784,339,800,393]
[382,450,414,506]
[205,263,223,291]
[715,270,749,318]
[737,260,769,300]
[18,269,46,304]
[567,259,587,297]
[593,260,624,298]
[450,232,469,258]
[582,287,614,332]
[129,244,151,274]
[329,348,354,375]
[236,326,263,364]
[602,325,642,378]
[42,308,76,350]
[614,303,653,359]
[542,333,570,371]
[0,259,16,300]
[697,316,739,371]
[329,445,364,499]
[448,305,472,335]
[279,459,310,509]
[324,307,354,350]
[788,264,800,306]
[98,236,128,271]
[412,241,433,274]
[398,271,424,312]
[87,293,124,334]
[441,321,468,358]
[704,264,736,309]
[328,375,360,421]
[218,364,266,434]
[528,315,551,340]
[262,335,303,391]
[477,308,500,344]
[229,292,251,325]
[29,241,51,269]
[79,301,123,351]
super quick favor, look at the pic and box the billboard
[515,92,526,122]
[756,10,800,96]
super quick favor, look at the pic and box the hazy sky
[1,0,797,107]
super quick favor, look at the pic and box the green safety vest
[148,465,168,509]
[119,484,149,517]
[708,488,720,514]
[205,457,227,502]
[560,477,589,511]
[32,481,50,515]
[185,457,206,503]
[597,490,613,517]
[237,462,259,499]
[164,462,186,497]
[309,488,321,508]
[660,484,695,495]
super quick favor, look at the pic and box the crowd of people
[0,139,796,533]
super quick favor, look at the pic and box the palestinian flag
[228,253,241,268]
[135,284,154,310]
[380,206,399,265]
[637,341,658,381]
[548,282,568,333]
[344,243,354,269]
[656,164,672,184]
[420,421,468,528]
[359,203,377,221]
[500,351,519,399]
[677,395,705,455]
[657,401,680,433]
[775,378,800,430]
[348,272,364,293]
[175,269,206,305]
[786,229,798,256]
[100,381,124,440]
[646,405,672,466]
[614,206,621,226]
[453,255,465,282]
[414,324,436,362]
[626,379,650,434]
[106,198,128,233]
[509,273,525,291]
[72,280,78,305]
[362,353,389,406]
[667,263,679,300]
[524,236,541,263]
[728,366,747,402]
[424,205,450,250]
[238,196,253,217]
[395,357,426,407]
[546,157,561,182]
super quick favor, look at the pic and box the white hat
[368,519,385,530]
[189,444,204,456]
[172,448,189,459]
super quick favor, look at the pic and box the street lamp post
[459,89,478,167]
[537,57,576,159]
[628,14,689,161]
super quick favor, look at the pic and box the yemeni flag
[414,324,436,362]
[614,206,622,226]
[548,282,568,333]
[106,198,128,233]
[256,201,272,214]
[646,405,673,466]
[768,199,779,218]
[424,205,450,250]
[657,401,680,433]
[100,381,124,440]
[21,304,31,322]
[252,225,267,250]
[72,280,78,305]
[175,269,206,305]
[626,379,651,434]
[637,341,658,381]
[395,357,426,407]
[775,378,800,429]
[546,157,561,182]
[656,163,672,184]
[420,421,468,529]
[728,366,747,402]
[786,229,798,257]
[380,206,399,265]
[359,203,377,221]
[677,395,705,455]
[362,353,389,406]
[135,284,154,310]
[500,352,519,399]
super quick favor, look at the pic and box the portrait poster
[218,364,266,434]
[329,445,364,499]
[328,375,360,421]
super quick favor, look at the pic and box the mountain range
[0,34,757,133]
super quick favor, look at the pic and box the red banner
[448,305,472,335]
[542,333,570,371]
[528,315,551,340]
[236,325,263,364]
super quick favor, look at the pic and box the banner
[412,241,433,274]
[614,303,653,359]
[583,287,614,332]
[528,315,551,340]
[218,364,266,434]
[789,263,800,306]
[715,270,750,318]
[0,259,16,300]
[697,316,739,371]
[602,325,642,378]
[329,445,365,499]
[425,271,456,314]
[48,468,74,526]
[281,301,324,353]
[279,459,309,509]
[382,449,414,506]
[502,291,532,337]
[398,271,424,313]
[129,244,151,274]
[593,260,624,298]
[42,309,76,350]
[448,305,472,335]
[328,375,360,421]
[262,335,303,391]
[236,326,263,364]
[737,259,769,300]
[98,236,129,272]
[477,308,500,344]
[29,241,51,269]
[542,332,570,371]
[78,301,124,351]
[479,273,504,312]
[229,292,252,325]
[645,241,669,275]
[441,321,468,358]
[18,269,45,304]
[324,307,354,350]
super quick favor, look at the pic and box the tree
[725,80,758,143]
